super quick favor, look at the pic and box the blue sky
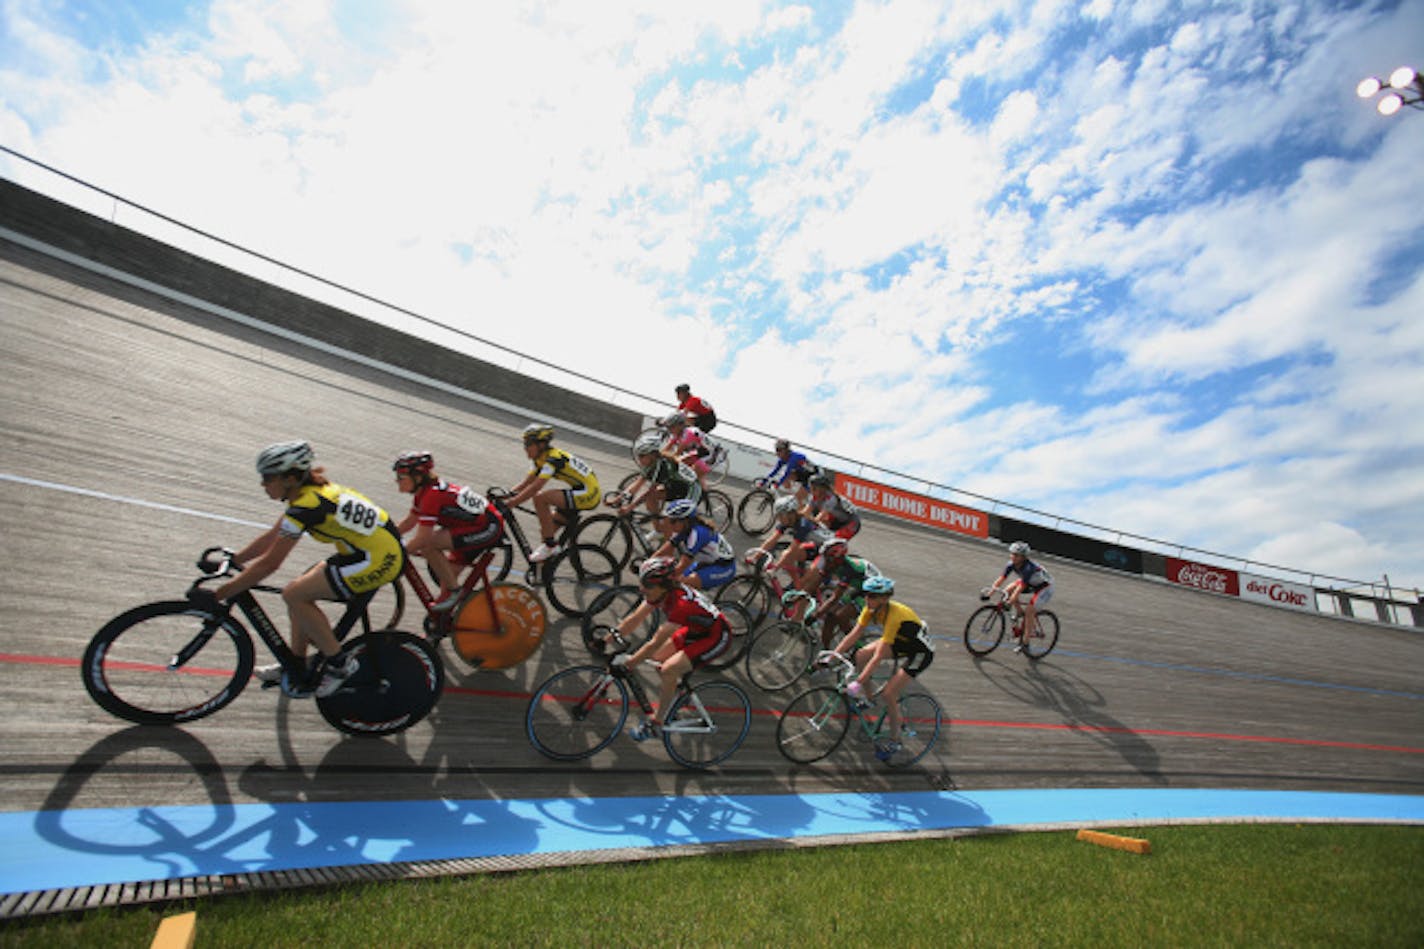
[2,0,1423,592]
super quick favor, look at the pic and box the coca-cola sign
[1166,558,1240,596]
[1239,573,1315,611]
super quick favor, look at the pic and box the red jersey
[678,394,714,419]
[411,480,505,538]
[660,584,727,640]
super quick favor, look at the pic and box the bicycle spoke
[526,665,628,760]
[881,692,942,767]
[775,686,850,763]
[662,680,751,768]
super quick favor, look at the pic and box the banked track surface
[0,238,1420,912]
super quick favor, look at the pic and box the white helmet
[1008,541,1030,557]
[773,496,799,516]
[633,433,664,456]
[256,440,313,476]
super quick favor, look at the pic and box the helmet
[662,411,687,429]
[522,422,554,444]
[808,472,833,488]
[774,438,791,451]
[773,495,799,516]
[662,499,698,520]
[863,575,895,595]
[819,537,848,559]
[256,440,313,476]
[675,383,691,394]
[633,432,664,456]
[392,450,434,475]
[638,557,677,586]
[1008,541,1031,557]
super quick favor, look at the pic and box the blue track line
[4,788,1422,895]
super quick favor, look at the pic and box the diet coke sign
[1167,558,1240,596]
[1239,573,1315,612]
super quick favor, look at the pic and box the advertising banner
[834,473,989,539]
[1240,573,1315,611]
[998,516,1144,574]
[1166,558,1240,596]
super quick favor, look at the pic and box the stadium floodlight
[1357,65,1423,116]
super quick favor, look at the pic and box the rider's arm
[395,508,420,534]
[854,638,893,688]
[213,529,300,601]
[615,599,657,642]
[832,613,869,656]
[405,521,437,555]
[625,620,676,668]
[506,472,547,507]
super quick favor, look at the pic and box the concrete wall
[0,178,643,441]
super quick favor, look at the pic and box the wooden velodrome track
[1,237,1420,827]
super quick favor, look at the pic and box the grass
[2,824,1421,947]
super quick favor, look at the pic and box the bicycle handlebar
[196,546,240,579]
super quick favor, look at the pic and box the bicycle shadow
[967,655,1164,784]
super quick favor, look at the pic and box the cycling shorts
[553,483,602,513]
[833,520,861,540]
[890,626,935,678]
[449,520,506,562]
[1024,584,1053,608]
[674,619,731,667]
[324,521,405,599]
[685,560,736,590]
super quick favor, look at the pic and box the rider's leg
[421,529,461,594]
[656,650,693,724]
[282,565,342,659]
[880,668,912,741]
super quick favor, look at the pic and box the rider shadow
[969,655,1164,784]
[776,767,987,837]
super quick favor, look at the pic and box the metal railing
[1,144,1417,614]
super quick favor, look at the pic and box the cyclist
[204,440,404,698]
[745,494,831,584]
[982,541,1054,653]
[651,499,736,591]
[611,557,733,741]
[392,450,506,611]
[674,383,717,433]
[800,537,879,647]
[826,575,935,761]
[805,471,861,539]
[761,438,818,504]
[661,411,714,487]
[505,423,601,563]
[619,432,702,517]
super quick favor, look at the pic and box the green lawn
[3,824,1421,947]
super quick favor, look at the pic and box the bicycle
[577,488,733,571]
[482,487,623,618]
[525,642,752,769]
[81,547,444,737]
[735,480,801,536]
[579,584,756,673]
[399,547,548,670]
[775,652,942,768]
[963,588,1060,659]
[631,420,732,487]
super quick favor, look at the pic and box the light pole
[1356,66,1424,115]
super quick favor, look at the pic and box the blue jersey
[673,523,735,565]
[767,451,812,485]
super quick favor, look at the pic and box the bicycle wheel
[744,620,817,692]
[714,574,774,631]
[963,605,1005,656]
[701,488,733,533]
[699,600,753,672]
[1022,610,1060,659]
[881,692,943,767]
[736,489,776,536]
[82,601,254,726]
[527,665,629,760]
[776,686,850,763]
[580,584,659,655]
[572,513,635,571]
[541,544,622,618]
[450,582,548,670]
[316,630,444,736]
[369,578,407,630]
[662,680,751,768]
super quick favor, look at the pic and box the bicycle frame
[223,584,377,687]
[401,549,498,634]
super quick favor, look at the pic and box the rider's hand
[814,650,840,669]
[187,587,226,615]
[610,653,631,669]
[979,587,993,601]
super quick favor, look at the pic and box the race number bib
[335,493,382,535]
[455,487,487,515]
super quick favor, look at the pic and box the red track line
[14,652,1421,755]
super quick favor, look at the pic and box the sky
[2,0,1423,593]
